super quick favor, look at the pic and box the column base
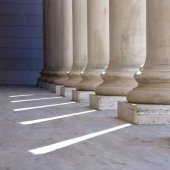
[90,94,126,110]
[72,90,95,102]
[60,87,76,97]
[118,102,170,125]
[50,84,63,95]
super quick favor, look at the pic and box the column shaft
[63,0,87,87]
[127,0,170,104]
[95,0,146,96]
[76,0,109,91]
[40,0,55,82]
[54,0,73,85]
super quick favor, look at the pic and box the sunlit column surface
[76,0,109,91]
[127,0,170,104]
[118,0,170,124]
[95,0,146,96]
[54,0,73,85]
[63,0,87,88]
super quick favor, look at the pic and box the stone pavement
[0,86,169,170]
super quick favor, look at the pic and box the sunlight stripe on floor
[14,102,76,112]
[29,124,131,155]
[9,94,35,98]
[20,110,97,125]
[11,96,62,103]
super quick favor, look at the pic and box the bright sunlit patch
[11,96,62,103]
[19,110,96,125]
[29,124,131,155]
[136,71,142,75]
[14,102,75,112]
[9,94,35,98]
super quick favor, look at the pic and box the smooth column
[90,0,146,110]
[39,0,55,85]
[76,0,109,91]
[46,0,63,84]
[63,0,87,87]
[54,0,73,85]
[119,0,170,124]
[61,0,87,97]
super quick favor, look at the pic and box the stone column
[38,0,55,87]
[90,0,146,110]
[118,0,170,124]
[45,0,63,85]
[39,0,64,90]
[61,0,87,97]
[63,0,87,88]
[76,0,109,91]
[73,0,109,102]
[53,0,73,85]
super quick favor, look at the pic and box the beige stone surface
[63,0,87,88]
[90,94,126,111]
[60,87,76,98]
[76,0,109,91]
[118,102,170,125]
[40,0,73,85]
[95,0,146,96]
[54,0,73,85]
[46,0,63,83]
[49,84,63,95]
[127,0,170,104]
[41,0,63,83]
[72,90,95,102]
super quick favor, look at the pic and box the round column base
[76,79,103,91]
[63,74,82,88]
[127,84,170,105]
[95,82,137,96]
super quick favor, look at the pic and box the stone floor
[0,85,170,170]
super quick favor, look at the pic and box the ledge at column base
[90,94,126,110]
[60,87,76,98]
[118,102,170,125]
[72,90,95,102]
[49,84,63,95]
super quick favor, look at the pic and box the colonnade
[39,0,170,124]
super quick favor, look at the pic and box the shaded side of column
[46,0,63,83]
[39,0,55,82]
